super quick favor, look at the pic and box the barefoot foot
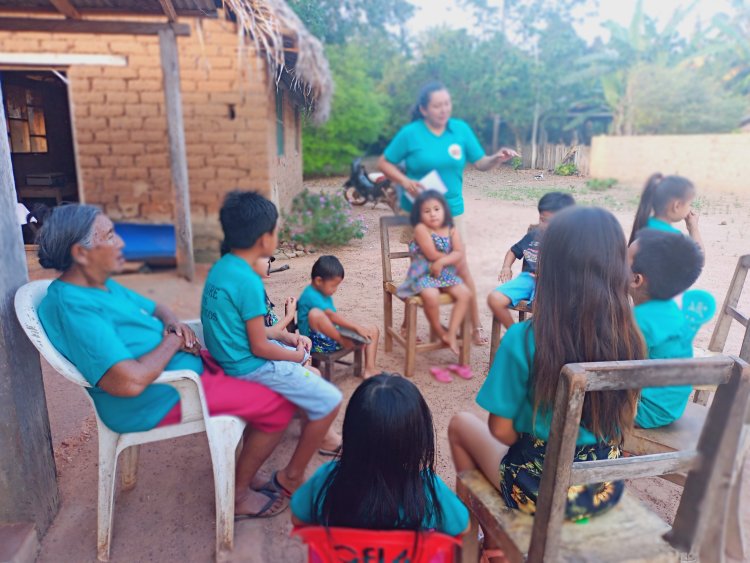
[473,326,489,346]
[441,333,460,355]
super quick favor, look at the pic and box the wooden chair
[458,356,750,563]
[14,280,246,561]
[624,254,750,560]
[489,301,532,363]
[380,215,471,377]
[311,347,363,381]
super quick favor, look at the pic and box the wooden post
[0,81,59,533]
[159,26,195,281]
[491,114,501,154]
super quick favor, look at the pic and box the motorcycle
[343,157,398,212]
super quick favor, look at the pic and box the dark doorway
[2,70,79,243]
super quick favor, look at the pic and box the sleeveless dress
[397,231,463,298]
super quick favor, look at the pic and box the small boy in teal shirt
[629,229,715,428]
[297,255,380,378]
[202,191,343,500]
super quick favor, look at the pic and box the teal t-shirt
[201,253,267,376]
[646,217,681,234]
[634,299,698,428]
[290,461,469,536]
[477,321,599,446]
[38,279,202,433]
[383,118,485,217]
[297,284,336,337]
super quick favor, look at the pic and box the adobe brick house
[0,0,332,263]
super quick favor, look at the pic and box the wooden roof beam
[49,0,81,19]
[158,0,178,22]
[0,17,191,36]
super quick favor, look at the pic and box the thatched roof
[223,0,332,124]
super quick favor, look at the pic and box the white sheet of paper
[404,170,448,202]
[16,203,31,226]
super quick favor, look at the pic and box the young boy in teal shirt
[201,191,343,501]
[629,229,715,428]
[297,255,380,378]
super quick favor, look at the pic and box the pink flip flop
[429,366,453,383]
[448,364,473,380]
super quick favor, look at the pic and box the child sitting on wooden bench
[487,191,575,329]
[297,255,381,379]
[629,228,715,428]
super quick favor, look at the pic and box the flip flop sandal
[234,489,289,520]
[318,444,342,457]
[258,470,294,499]
[448,364,473,380]
[429,366,453,383]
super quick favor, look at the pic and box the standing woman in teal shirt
[378,82,518,345]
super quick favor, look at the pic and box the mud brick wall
[0,12,305,259]
[590,134,750,194]
[267,85,303,218]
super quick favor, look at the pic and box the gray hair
[37,204,102,271]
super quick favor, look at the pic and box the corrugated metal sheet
[0,0,218,16]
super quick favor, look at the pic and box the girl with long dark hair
[449,207,644,531]
[291,373,469,535]
[628,173,704,252]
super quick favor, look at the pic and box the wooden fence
[520,143,590,175]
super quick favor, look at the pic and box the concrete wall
[0,11,305,258]
[590,134,750,193]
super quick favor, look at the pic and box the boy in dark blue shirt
[488,192,575,328]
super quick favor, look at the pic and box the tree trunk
[491,114,501,153]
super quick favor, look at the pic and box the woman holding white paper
[378,82,518,345]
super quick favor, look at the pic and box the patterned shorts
[499,433,624,521]
[310,330,342,354]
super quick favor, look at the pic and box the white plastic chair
[14,280,246,561]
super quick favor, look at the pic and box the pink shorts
[157,351,296,433]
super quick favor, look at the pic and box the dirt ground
[34,168,750,562]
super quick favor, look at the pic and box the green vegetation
[510,156,523,170]
[586,178,618,191]
[281,189,366,246]
[290,0,750,175]
[554,163,578,176]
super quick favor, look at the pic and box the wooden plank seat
[458,470,676,563]
[310,347,363,381]
[384,281,455,307]
[380,215,471,377]
[457,356,750,563]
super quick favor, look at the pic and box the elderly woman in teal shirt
[35,204,300,519]
[378,82,518,345]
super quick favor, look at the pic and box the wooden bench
[310,347,363,381]
[458,356,750,563]
[380,215,471,377]
[624,254,750,560]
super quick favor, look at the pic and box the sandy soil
[35,168,750,562]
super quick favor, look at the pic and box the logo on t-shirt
[448,143,462,160]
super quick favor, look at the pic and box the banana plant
[568,0,698,134]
